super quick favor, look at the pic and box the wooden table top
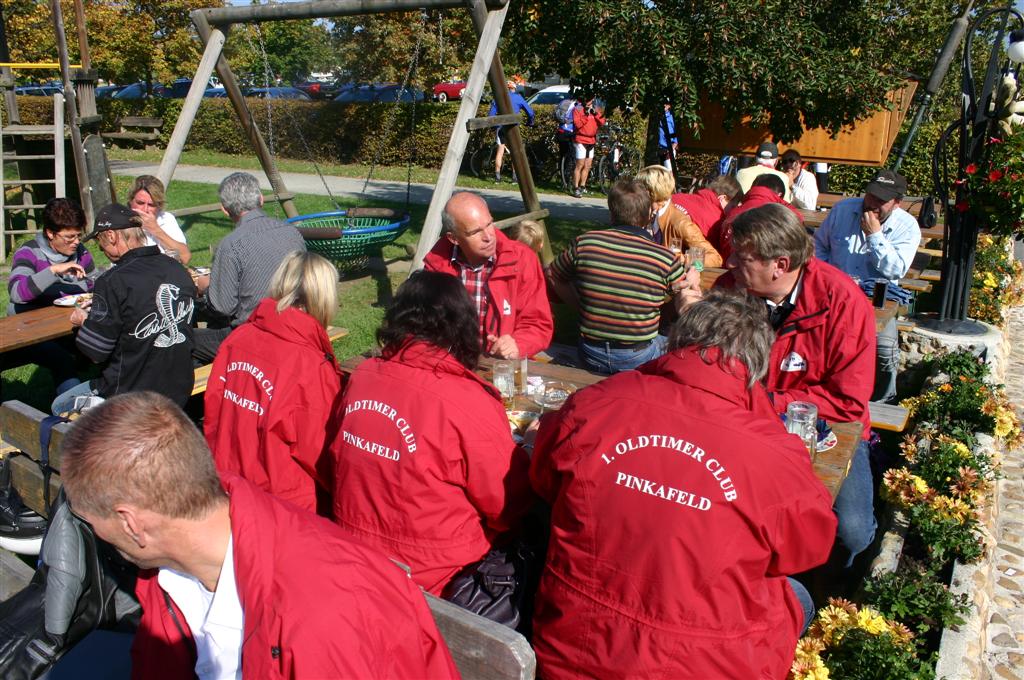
[0,306,74,353]
[340,353,858,499]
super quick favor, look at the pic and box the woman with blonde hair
[127,174,191,263]
[635,165,723,268]
[204,251,344,514]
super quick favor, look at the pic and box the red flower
[965,163,978,175]
[989,169,1004,182]
[956,200,970,212]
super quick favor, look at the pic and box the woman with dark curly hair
[331,271,533,595]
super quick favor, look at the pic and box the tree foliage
[228,18,335,85]
[4,0,222,86]
[503,0,1000,143]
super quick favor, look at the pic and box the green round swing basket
[287,208,411,270]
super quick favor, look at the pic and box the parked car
[432,80,466,103]
[203,87,227,98]
[95,84,127,99]
[112,82,167,99]
[14,84,62,97]
[295,80,349,100]
[335,83,424,103]
[527,85,571,106]
[243,87,312,100]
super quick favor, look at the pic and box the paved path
[980,305,1024,680]
[109,160,612,224]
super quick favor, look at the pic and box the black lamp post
[917,4,1024,335]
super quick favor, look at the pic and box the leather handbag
[441,544,531,631]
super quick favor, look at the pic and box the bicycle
[595,123,641,194]
[470,134,544,183]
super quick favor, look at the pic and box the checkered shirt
[451,246,495,343]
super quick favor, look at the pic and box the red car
[432,80,466,103]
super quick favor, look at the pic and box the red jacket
[718,186,804,262]
[331,341,533,594]
[204,298,344,513]
[671,188,726,237]
[424,229,554,358]
[131,474,459,680]
[716,258,875,438]
[571,107,606,145]
[529,349,837,680]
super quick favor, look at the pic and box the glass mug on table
[786,401,818,461]
[492,360,517,409]
[686,246,706,273]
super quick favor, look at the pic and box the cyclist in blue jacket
[488,80,535,183]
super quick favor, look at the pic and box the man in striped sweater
[549,179,701,374]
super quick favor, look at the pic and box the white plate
[54,294,89,307]
[191,267,211,276]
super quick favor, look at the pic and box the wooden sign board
[678,82,917,167]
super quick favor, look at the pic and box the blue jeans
[578,335,667,375]
[833,440,877,567]
[872,317,899,403]
[51,381,101,416]
[787,577,815,635]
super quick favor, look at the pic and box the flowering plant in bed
[789,599,923,680]
[969,234,1024,325]
[960,128,1024,238]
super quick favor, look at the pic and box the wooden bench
[0,399,536,679]
[868,401,910,432]
[191,325,349,395]
[101,116,163,148]
[175,192,295,219]
[921,268,941,282]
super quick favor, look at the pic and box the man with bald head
[424,192,553,359]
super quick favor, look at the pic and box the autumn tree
[227,18,335,85]
[4,0,222,88]
[502,0,1003,144]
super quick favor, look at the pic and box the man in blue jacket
[488,80,535,183]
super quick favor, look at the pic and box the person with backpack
[571,98,606,197]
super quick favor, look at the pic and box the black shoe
[494,174,502,184]
[0,459,46,555]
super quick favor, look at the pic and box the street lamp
[918,5,1024,335]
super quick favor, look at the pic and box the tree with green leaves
[228,18,336,85]
[503,0,1002,145]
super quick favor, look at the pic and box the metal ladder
[0,93,66,263]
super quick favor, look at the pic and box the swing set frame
[161,0,550,267]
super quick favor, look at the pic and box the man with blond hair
[60,391,459,679]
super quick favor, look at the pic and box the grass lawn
[2,177,591,413]
[106,147,573,195]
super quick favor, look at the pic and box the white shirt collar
[158,536,244,680]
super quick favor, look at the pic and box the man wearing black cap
[813,169,921,403]
[51,204,197,415]
[736,141,793,202]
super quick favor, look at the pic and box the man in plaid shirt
[424,192,553,359]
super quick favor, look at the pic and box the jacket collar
[777,258,830,336]
[637,347,775,415]
[247,298,338,362]
[116,245,161,266]
[385,339,502,400]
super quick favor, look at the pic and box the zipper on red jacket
[162,590,198,661]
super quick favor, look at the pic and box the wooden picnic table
[340,354,859,500]
[0,306,74,354]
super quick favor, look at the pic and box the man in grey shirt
[193,172,306,364]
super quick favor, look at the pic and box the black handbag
[441,544,532,631]
[0,490,140,680]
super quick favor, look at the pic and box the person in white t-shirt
[779,149,820,211]
[128,175,191,264]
